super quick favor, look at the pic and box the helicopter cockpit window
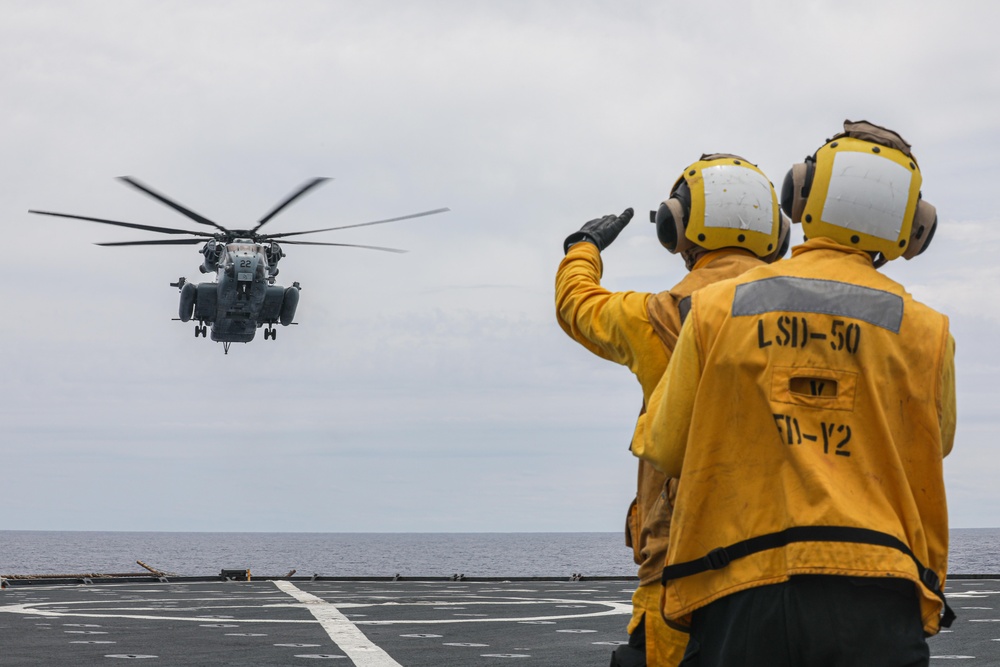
[228,243,255,254]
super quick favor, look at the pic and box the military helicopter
[30,177,449,353]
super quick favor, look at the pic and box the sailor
[556,154,789,666]
[640,121,956,666]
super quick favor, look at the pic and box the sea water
[1,530,996,577]
[0,532,632,577]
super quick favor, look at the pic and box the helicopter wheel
[264,326,276,340]
[195,324,207,338]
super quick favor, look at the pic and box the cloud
[2,0,999,533]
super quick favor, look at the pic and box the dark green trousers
[681,575,929,667]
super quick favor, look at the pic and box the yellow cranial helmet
[781,120,938,263]
[652,154,783,261]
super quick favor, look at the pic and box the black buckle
[705,547,731,570]
[920,568,940,592]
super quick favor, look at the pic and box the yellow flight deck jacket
[555,242,765,585]
[640,237,957,636]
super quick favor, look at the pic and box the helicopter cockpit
[227,239,257,254]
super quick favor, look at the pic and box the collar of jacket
[791,236,876,265]
[690,247,756,271]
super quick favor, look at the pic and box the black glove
[563,208,634,254]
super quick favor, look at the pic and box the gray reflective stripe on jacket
[731,276,904,333]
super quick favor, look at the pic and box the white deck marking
[0,595,627,625]
[273,581,402,667]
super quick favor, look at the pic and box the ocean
[1,529,997,578]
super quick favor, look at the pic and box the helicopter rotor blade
[95,238,210,247]
[262,207,450,239]
[251,177,331,233]
[29,209,216,237]
[118,176,229,232]
[278,239,407,253]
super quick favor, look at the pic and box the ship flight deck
[2,576,998,665]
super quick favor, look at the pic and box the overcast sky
[2,1,998,534]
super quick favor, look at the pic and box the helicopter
[30,177,449,353]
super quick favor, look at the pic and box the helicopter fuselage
[179,239,299,345]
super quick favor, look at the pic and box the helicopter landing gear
[264,326,277,340]
[195,324,207,337]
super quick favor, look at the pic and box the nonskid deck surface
[0,577,997,665]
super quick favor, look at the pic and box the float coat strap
[660,525,955,628]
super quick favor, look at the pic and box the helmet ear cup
[776,220,791,259]
[655,198,686,252]
[903,199,937,260]
[763,212,791,263]
[780,160,814,223]
[780,168,795,218]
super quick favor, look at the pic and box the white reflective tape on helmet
[821,151,912,242]
[702,164,775,235]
